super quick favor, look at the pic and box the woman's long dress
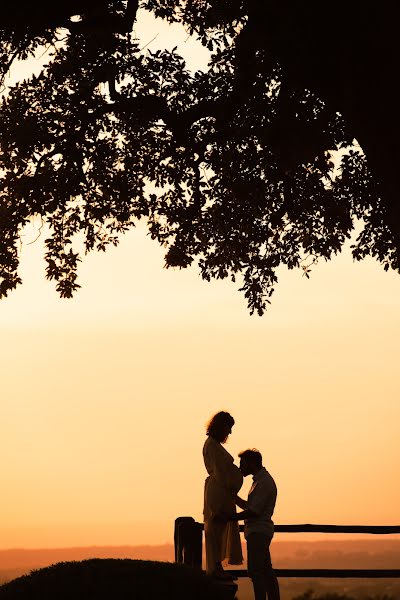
[203,436,243,574]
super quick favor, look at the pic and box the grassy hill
[0,559,237,600]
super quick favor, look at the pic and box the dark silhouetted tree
[1,1,399,313]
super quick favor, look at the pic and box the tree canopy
[1,1,399,313]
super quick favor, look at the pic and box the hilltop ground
[1,540,399,600]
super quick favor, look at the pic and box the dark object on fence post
[174,516,203,569]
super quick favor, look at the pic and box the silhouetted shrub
[0,559,236,600]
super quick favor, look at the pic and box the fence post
[174,516,203,569]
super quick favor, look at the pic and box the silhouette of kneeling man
[221,449,280,600]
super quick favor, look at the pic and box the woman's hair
[206,411,235,443]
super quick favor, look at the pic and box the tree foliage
[0,1,399,313]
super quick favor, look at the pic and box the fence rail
[228,569,400,579]
[174,517,400,578]
[271,525,400,535]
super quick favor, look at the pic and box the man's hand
[235,495,248,510]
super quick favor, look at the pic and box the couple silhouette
[203,411,280,600]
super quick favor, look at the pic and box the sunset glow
[1,10,399,552]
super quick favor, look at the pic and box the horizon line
[2,537,400,552]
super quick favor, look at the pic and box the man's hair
[238,449,263,468]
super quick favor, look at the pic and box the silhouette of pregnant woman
[203,411,243,578]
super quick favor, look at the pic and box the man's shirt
[244,467,277,538]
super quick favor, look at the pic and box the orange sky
[1,10,399,549]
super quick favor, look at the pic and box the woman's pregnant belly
[204,467,243,519]
[229,464,243,495]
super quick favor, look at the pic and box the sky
[1,9,399,550]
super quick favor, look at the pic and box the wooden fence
[174,517,400,578]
